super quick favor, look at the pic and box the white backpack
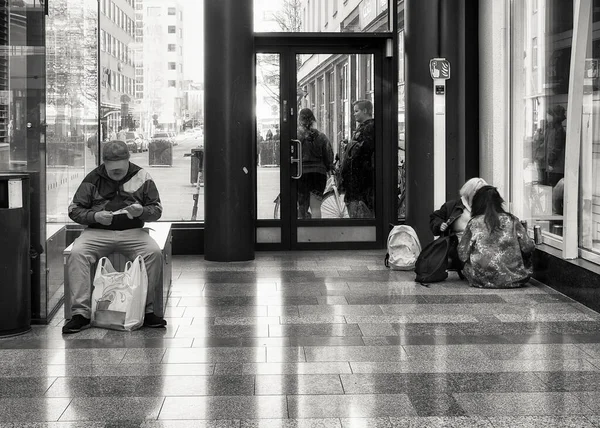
[384,225,422,270]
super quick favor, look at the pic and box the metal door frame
[255,35,396,250]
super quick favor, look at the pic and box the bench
[63,222,172,320]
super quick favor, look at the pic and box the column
[204,0,255,261]
[405,0,478,242]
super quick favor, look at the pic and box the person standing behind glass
[297,108,334,219]
[340,99,375,218]
[544,104,566,187]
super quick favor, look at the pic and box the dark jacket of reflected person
[544,104,566,187]
[340,99,375,217]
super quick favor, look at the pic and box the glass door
[256,43,386,249]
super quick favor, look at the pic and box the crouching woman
[458,185,535,288]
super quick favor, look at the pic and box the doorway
[255,39,393,250]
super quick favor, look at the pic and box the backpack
[414,234,458,284]
[384,225,422,270]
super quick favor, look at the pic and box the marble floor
[2,250,600,427]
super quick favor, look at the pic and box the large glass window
[46,0,99,225]
[580,1,600,256]
[512,0,570,242]
[100,0,204,222]
[254,0,390,33]
[512,0,600,260]
[256,53,281,220]
[397,3,405,220]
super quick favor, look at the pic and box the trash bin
[149,138,173,166]
[190,147,204,185]
[0,173,31,337]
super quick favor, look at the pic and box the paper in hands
[112,203,143,219]
[111,208,134,219]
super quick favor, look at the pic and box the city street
[46,135,282,224]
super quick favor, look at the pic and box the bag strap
[98,257,112,275]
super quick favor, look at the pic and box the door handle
[290,139,302,179]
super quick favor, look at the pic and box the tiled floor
[2,250,600,427]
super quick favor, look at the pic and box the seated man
[62,140,166,334]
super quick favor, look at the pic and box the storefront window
[254,0,390,33]
[46,0,99,224]
[397,3,405,220]
[102,0,204,222]
[511,0,572,242]
[0,1,49,320]
[580,1,600,255]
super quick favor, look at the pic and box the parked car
[151,131,174,145]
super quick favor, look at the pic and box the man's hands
[123,203,143,219]
[439,222,449,232]
[95,204,143,224]
[94,211,113,225]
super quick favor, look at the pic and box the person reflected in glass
[340,99,375,218]
[532,119,547,183]
[429,177,488,276]
[544,104,566,187]
[458,185,535,288]
[297,108,334,219]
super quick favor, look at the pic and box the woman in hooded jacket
[296,108,334,219]
[429,177,488,274]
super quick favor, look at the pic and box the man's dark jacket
[68,162,162,230]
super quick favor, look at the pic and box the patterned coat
[458,214,535,288]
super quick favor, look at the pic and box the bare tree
[272,0,302,32]
[256,0,302,109]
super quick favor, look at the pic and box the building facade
[139,0,185,133]
[99,0,136,139]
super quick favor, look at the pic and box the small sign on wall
[8,179,22,209]
[430,58,451,80]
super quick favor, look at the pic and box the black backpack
[414,234,457,284]
[414,213,461,284]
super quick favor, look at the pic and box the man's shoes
[143,313,167,328]
[62,314,91,334]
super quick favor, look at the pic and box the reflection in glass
[398,14,406,219]
[104,0,204,221]
[513,0,569,239]
[256,53,281,220]
[297,53,375,219]
[46,0,99,223]
[254,0,390,33]
[582,1,600,253]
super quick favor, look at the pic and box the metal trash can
[190,147,204,185]
[0,173,31,337]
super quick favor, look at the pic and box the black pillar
[405,0,478,243]
[204,0,255,261]
[405,0,438,242]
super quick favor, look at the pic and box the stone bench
[63,222,172,320]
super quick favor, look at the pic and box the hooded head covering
[460,177,488,209]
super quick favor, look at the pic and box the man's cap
[102,140,130,161]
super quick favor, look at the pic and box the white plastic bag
[91,255,148,331]
[321,174,349,218]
